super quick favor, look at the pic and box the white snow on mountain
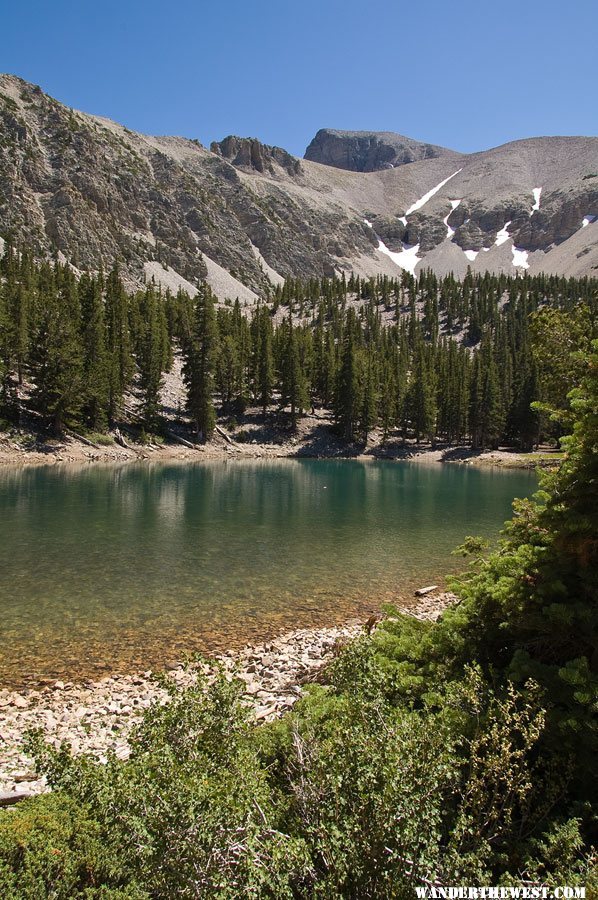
[443,199,462,238]
[377,236,421,275]
[531,188,542,214]
[582,215,596,227]
[404,169,463,216]
[495,221,512,246]
[463,249,478,261]
[512,247,529,269]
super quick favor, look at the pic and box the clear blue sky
[2,0,596,156]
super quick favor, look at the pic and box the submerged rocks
[0,593,457,797]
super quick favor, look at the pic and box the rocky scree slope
[0,74,597,294]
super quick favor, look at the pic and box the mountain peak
[304,128,460,172]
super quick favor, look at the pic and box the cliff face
[304,128,460,171]
[0,74,597,296]
[210,136,303,178]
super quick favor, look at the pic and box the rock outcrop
[304,128,460,171]
[211,135,303,177]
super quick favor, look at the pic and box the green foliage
[3,650,592,896]
[183,285,218,441]
[0,792,143,898]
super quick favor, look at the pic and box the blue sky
[2,0,596,156]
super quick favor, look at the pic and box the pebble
[0,594,456,797]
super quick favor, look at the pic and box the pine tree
[407,343,437,444]
[183,286,218,442]
[80,277,110,431]
[105,265,134,422]
[280,315,308,429]
[335,312,362,441]
[136,286,169,430]
[29,264,83,435]
[360,353,378,443]
[252,305,275,417]
[217,334,240,414]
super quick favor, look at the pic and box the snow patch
[443,199,461,239]
[582,215,597,228]
[463,249,478,262]
[495,221,512,246]
[398,216,407,226]
[364,218,373,228]
[0,236,5,258]
[512,247,529,269]
[531,188,542,214]
[404,169,463,217]
[377,236,421,276]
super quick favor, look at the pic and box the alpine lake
[0,459,537,687]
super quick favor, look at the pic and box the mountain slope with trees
[1,242,595,457]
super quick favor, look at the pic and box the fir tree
[80,277,110,431]
[280,315,308,429]
[105,265,134,422]
[29,264,83,435]
[335,312,362,441]
[183,286,218,442]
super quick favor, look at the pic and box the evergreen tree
[105,265,134,422]
[280,315,308,429]
[360,353,378,443]
[29,264,83,435]
[183,286,218,442]
[216,334,240,414]
[407,344,437,444]
[252,305,275,417]
[335,312,362,441]
[80,277,110,431]
[136,286,169,430]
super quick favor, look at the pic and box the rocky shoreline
[0,592,456,803]
[0,427,556,470]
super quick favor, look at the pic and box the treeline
[0,242,596,448]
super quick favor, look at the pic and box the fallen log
[166,430,201,450]
[0,791,31,807]
[414,585,438,597]
[65,429,101,450]
[215,424,237,445]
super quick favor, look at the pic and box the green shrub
[85,432,115,446]
[0,793,142,898]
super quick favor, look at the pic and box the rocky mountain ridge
[0,74,597,300]
[304,128,460,171]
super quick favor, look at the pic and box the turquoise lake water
[0,459,536,686]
